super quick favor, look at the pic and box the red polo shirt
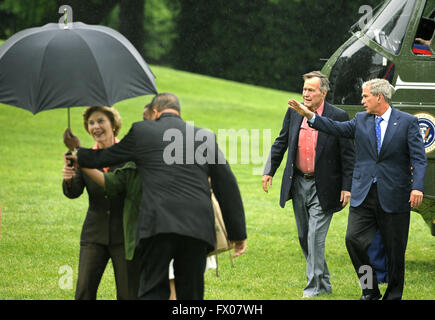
[295,102,324,174]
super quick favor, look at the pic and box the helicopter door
[392,1,435,106]
[412,3,434,55]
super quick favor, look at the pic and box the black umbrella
[0,21,158,127]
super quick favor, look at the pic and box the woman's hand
[62,165,76,181]
[62,153,76,181]
[64,128,81,151]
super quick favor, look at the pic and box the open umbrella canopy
[0,22,157,114]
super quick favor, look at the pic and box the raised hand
[288,99,315,119]
[63,128,81,151]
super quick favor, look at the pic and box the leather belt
[295,169,315,180]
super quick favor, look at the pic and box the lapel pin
[393,122,397,125]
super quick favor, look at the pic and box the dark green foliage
[0,0,381,91]
[170,0,381,91]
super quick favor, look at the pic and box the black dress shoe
[360,293,382,300]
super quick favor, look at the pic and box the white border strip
[395,75,435,90]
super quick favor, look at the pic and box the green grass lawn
[0,62,434,300]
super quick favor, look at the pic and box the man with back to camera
[289,78,427,300]
[262,71,355,298]
[66,93,247,300]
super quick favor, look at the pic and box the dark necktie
[374,117,383,183]
[376,116,383,155]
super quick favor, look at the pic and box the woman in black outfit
[62,106,138,299]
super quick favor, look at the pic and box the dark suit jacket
[77,113,246,251]
[310,107,427,213]
[264,102,354,213]
[63,165,125,245]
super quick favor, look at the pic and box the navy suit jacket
[264,101,354,213]
[310,107,427,213]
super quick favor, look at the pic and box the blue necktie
[374,117,383,183]
[376,116,383,155]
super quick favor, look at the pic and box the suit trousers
[368,230,389,283]
[345,183,410,300]
[291,174,333,296]
[75,242,139,300]
[137,233,208,300]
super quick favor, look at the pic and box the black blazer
[264,102,354,213]
[77,113,247,251]
[63,165,125,245]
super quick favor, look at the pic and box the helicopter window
[413,1,434,55]
[364,0,416,55]
[327,37,396,106]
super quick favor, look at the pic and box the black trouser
[75,243,140,300]
[137,233,208,300]
[345,183,410,300]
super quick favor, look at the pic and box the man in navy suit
[262,71,354,298]
[289,78,427,300]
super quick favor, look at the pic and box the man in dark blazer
[262,71,354,298]
[289,78,427,300]
[68,93,247,300]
